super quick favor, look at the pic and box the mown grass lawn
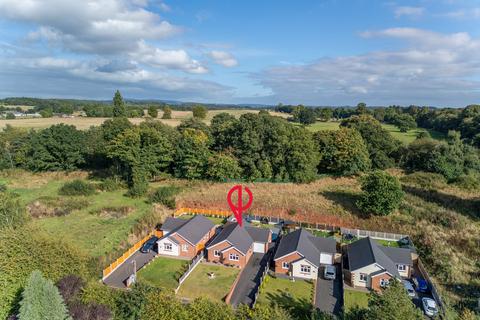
[344,289,370,311]
[176,264,239,302]
[256,275,314,318]
[375,239,400,248]
[137,257,188,290]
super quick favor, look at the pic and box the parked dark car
[140,236,158,253]
[413,277,429,293]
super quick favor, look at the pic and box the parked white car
[422,297,438,317]
[323,265,336,280]
[402,280,416,297]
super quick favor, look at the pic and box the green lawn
[176,264,239,302]
[305,228,334,238]
[375,239,400,248]
[137,257,188,290]
[178,214,226,225]
[304,121,443,144]
[256,275,314,318]
[344,289,370,311]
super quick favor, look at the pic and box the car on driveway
[324,265,336,280]
[422,297,438,317]
[402,280,416,297]
[140,236,158,253]
[413,277,429,293]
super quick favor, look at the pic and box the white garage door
[320,253,333,265]
[253,242,265,253]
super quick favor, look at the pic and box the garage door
[320,253,333,265]
[253,242,265,253]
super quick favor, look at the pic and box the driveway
[103,249,156,289]
[229,252,269,307]
[315,264,343,316]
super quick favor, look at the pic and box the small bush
[59,180,96,196]
[148,186,181,209]
[0,183,6,192]
[99,177,125,192]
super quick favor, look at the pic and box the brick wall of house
[170,234,196,259]
[207,241,231,263]
[274,252,303,275]
[371,273,393,292]
[207,241,252,268]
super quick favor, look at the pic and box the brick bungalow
[343,237,413,292]
[156,215,216,259]
[273,228,337,279]
[206,221,271,268]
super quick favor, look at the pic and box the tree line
[1,92,479,195]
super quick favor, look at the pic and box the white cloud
[132,41,208,74]
[0,0,181,54]
[394,6,424,18]
[208,50,238,67]
[254,29,480,106]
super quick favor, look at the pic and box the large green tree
[366,280,423,320]
[23,124,86,171]
[210,112,238,151]
[112,90,127,118]
[192,105,208,119]
[147,106,158,118]
[161,106,172,119]
[174,129,211,179]
[357,171,404,216]
[206,153,242,181]
[18,270,70,320]
[314,128,371,175]
[292,105,317,125]
[341,115,400,169]
[392,114,417,132]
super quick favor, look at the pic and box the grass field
[176,264,239,302]
[343,289,370,311]
[0,109,287,130]
[137,257,188,290]
[304,121,443,144]
[178,214,225,225]
[256,275,314,318]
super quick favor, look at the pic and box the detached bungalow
[157,215,216,259]
[273,228,337,279]
[206,221,272,268]
[344,237,413,292]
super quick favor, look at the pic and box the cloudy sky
[0,0,479,106]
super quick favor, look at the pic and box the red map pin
[227,185,253,227]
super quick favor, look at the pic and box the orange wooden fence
[102,229,163,279]
[174,207,232,218]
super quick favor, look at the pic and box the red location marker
[227,185,253,227]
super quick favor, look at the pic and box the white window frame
[164,243,172,252]
[213,250,220,257]
[229,253,239,261]
[282,262,289,269]
[300,265,311,274]
[397,264,406,271]
[359,273,367,282]
[182,244,188,252]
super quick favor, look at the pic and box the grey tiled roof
[347,237,412,278]
[273,228,337,268]
[245,226,271,243]
[207,222,254,255]
[160,215,215,245]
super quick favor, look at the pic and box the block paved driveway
[103,250,156,289]
[229,252,269,307]
[315,264,343,316]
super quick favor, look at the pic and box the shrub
[0,183,6,192]
[148,186,180,209]
[357,171,404,216]
[59,180,96,196]
[98,177,125,192]
[0,191,27,229]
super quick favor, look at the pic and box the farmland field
[304,121,444,144]
[0,109,287,130]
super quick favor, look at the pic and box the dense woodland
[1,92,480,320]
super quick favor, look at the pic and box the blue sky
[0,0,479,106]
